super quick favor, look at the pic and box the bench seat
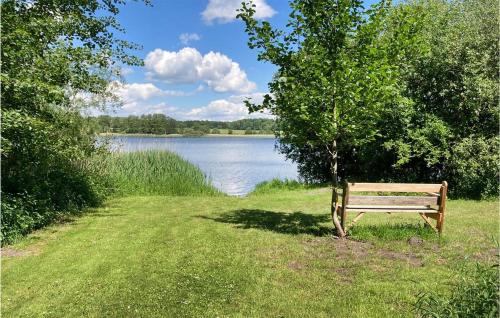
[345,205,438,213]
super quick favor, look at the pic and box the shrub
[415,264,499,317]
[446,137,499,199]
[1,110,110,244]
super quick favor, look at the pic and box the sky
[102,0,291,121]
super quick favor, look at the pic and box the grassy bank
[2,184,498,317]
[97,150,220,197]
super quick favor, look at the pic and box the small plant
[415,264,500,317]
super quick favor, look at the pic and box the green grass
[251,178,326,195]
[2,186,498,317]
[97,150,220,197]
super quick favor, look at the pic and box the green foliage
[1,109,111,244]
[238,0,498,199]
[1,0,147,242]
[96,151,220,196]
[415,264,499,317]
[447,137,499,199]
[90,115,276,136]
[238,0,414,186]
[379,0,499,198]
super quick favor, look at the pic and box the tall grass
[415,263,499,317]
[97,150,220,196]
[251,178,321,195]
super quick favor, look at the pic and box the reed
[97,150,220,196]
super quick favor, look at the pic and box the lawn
[2,188,498,317]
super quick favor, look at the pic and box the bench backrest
[348,182,442,193]
[343,182,447,207]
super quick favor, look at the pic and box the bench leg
[331,205,346,237]
[419,213,438,233]
[436,212,444,234]
[345,212,365,233]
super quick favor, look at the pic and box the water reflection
[110,136,298,196]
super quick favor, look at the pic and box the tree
[1,0,148,242]
[238,0,410,236]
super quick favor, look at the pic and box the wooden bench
[333,181,448,235]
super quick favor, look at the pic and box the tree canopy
[1,0,148,243]
[238,0,498,200]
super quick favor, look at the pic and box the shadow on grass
[349,223,438,242]
[199,209,332,236]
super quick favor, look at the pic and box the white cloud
[202,0,276,24]
[106,82,192,115]
[112,81,189,101]
[145,48,256,93]
[108,92,273,120]
[182,93,273,121]
[115,82,166,101]
[122,102,179,116]
[145,48,202,83]
[120,67,134,76]
[179,33,201,45]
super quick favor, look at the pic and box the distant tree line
[89,115,275,136]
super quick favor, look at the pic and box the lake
[110,136,298,196]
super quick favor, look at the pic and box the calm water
[110,136,298,196]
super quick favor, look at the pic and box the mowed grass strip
[2,190,498,317]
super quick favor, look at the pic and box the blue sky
[106,0,375,121]
[100,0,289,121]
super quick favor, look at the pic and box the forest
[89,115,275,135]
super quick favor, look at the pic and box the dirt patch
[288,260,305,271]
[302,237,424,267]
[1,247,37,258]
[472,248,500,262]
[377,249,423,267]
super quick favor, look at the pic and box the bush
[415,264,499,317]
[1,110,110,244]
[445,137,499,199]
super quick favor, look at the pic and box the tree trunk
[330,138,346,237]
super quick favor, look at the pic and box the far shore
[98,132,276,138]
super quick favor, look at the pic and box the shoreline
[98,133,276,138]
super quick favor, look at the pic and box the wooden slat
[348,183,442,193]
[424,213,439,220]
[348,195,438,206]
[346,205,437,210]
[346,208,436,213]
